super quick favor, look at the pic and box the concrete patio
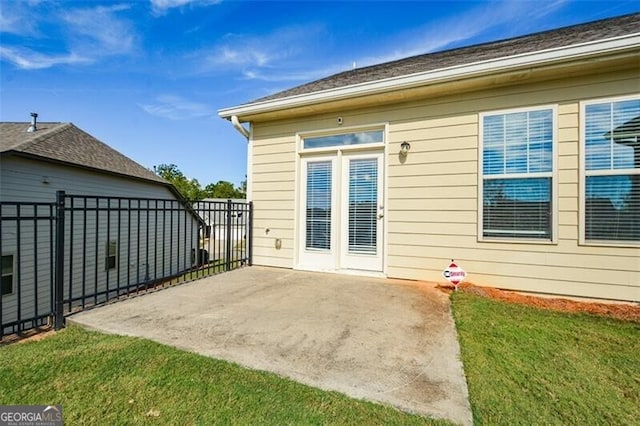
[68,266,472,425]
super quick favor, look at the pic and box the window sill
[478,237,557,245]
[579,240,640,249]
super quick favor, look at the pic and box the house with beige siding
[219,13,640,302]
[1,118,201,332]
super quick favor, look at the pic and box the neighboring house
[1,118,201,329]
[219,13,640,301]
[194,198,249,263]
[195,198,247,240]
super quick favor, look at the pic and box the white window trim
[478,104,558,244]
[579,94,640,247]
[1,253,15,297]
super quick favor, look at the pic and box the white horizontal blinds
[304,130,383,149]
[585,98,640,242]
[482,109,553,239]
[348,159,377,254]
[306,161,332,250]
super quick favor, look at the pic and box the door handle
[377,213,384,219]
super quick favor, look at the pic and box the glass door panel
[348,158,378,254]
[306,161,332,250]
[341,152,383,271]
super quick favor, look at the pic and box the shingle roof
[0,122,167,185]
[252,13,640,104]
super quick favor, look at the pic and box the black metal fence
[1,191,253,339]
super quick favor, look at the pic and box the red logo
[442,261,466,286]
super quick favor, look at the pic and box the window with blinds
[348,159,378,253]
[306,161,332,250]
[481,108,554,239]
[584,97,640,242]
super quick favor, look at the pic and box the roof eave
[218,34,640,121]
[2,149,205,224]
[3,150,169,188]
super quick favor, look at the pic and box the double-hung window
[583,96,640,243]
[480,107,555,240]
[1,254,14,296]
[105,240,117,270]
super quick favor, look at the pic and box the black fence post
[247,201,253,266]
[54,190,65,330]
[225,200,232,271]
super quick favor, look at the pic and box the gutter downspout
[229,115,252,203]
[231,115,250,140]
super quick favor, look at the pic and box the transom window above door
[303,130,384,150]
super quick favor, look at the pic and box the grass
[4,292,638,425]
[451,292,640,425]
[0,326,445,425]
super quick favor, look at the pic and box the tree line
[155,164,246,200]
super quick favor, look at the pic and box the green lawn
[0,326,445,425]
[2,293,638,425]
[451,292,640,425]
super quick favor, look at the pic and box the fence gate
[1,192,253,340]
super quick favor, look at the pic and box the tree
[155,163,204,200]
[204,180,245,199]
[155,164,245,200]
[239,179,247,198]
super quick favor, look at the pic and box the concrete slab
[69,266,472,425]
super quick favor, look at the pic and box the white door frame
[296,149,384,274]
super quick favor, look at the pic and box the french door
[298,151,384,273]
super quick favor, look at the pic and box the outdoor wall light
[400,141,411,155]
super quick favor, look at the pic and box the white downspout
[231,115,250,139]
[229,115,252,201]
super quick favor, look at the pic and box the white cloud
[190,0,570,88]
[358,0,570,67]
[0,0,43,36]
[192,24,332,84]
[200,26,314,70]
[150,0,221,15]
[0,46,90,70]
[140,95,216,120]
[0,3,137,70]
[240,65,346,83]
[62,4,136,55]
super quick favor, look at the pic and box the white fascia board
[218,34,640,120]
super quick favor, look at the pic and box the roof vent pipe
[231,115,250,140]
[27,112,38,132]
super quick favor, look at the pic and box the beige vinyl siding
[249,129,296,266]
[248,67,639,301]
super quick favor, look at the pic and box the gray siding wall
[1,157,199,326]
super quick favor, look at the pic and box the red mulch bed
[438,282,640,322]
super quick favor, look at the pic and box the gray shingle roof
[0,122,167,185]
[252,13,640,104]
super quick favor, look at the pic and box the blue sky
[1,0,638,187]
